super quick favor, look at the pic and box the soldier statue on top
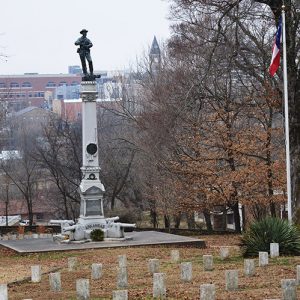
[75,29,100,81]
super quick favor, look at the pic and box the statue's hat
[80,29,88,34]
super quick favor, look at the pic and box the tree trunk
[5,201,8,226]
[186,213,196,229]
[203,209,212,231]
[174,213,181,229]
[150,209,158,228]
[232,202,241,233]
[164,214,170,229]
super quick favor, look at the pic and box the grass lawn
[1,234,299,299]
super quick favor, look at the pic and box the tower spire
[149,36,161,74]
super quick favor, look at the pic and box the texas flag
[269,16,282,77]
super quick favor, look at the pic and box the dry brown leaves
[1,235,300,299]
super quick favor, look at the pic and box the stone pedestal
[200,284,216,300]
[180,262,192,282]
[153,273,166,299]
[76,279,90,300]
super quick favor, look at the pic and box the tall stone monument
[52,30,135,241]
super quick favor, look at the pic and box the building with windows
[0,73,81,112]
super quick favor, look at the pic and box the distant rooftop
[0,74,80,78]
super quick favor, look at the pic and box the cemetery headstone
[220,247,230,260]
[153,273,166,299]
[49,272,62,292]
[68,257,78,271]
[203,255,214,271]
[91,263,102,280]
[117,267,128,288]
[180,262,192,282]
[259,252,269,267]
[112,290,128,300]
[118,255,127,268]
[149,259,160,274]
[200,284,216,300]
[225,270,238,291]
[0,284,8,300]
[281,279,297,300]
[76,279,90,300]
[270,243,279,258]
[244,259,255,276]
[171,250,180,262]
[31,265,41,283]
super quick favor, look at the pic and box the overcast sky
[0,0,171,75]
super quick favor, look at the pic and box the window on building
[71,81,79,86]
[46,82,56,87]
[22,82,32,88]
[10,82,19,88]
[0,83,6,88]
[59,81,68,86]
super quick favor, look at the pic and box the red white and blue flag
[269,16,282,77]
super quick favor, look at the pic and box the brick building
[0,73,81,112]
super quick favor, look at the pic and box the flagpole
[282,5,292,223]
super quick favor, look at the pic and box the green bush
[90,229,104,241]
[241,217,300,257]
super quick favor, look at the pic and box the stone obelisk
[74,80,105,240]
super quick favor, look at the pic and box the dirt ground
[1,234,300,299]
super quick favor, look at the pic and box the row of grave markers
[0,243,298,299]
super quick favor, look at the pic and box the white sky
[0,0,171,75]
